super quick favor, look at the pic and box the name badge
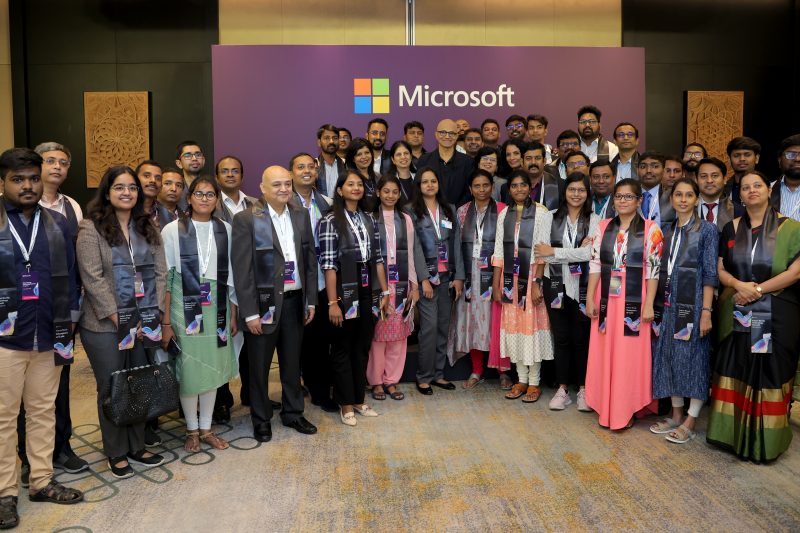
[200,282,212,305]
[284,260,296,283]
[513,256,521,276]
[609,271,622,297]
[479,250,490,269]
[388,264,399,283]
[361,264,369,287]
[21,272,40,301]
[437,242,448,263]
[440,219,452,230]
[134,272,145,298]
[569,264,582,276]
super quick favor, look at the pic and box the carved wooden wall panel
[686,91,743,167]
[84,92,150,187]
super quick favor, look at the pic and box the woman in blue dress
[649,178,718,444]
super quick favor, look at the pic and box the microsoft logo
[353,78,390,114]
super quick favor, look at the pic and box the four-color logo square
[353,78,390,114]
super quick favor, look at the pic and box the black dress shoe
[416,383,433,395]
[431,380,456,390]
[312,398,339,413]
[282,417,318,435]
[213,405,231,424]
[253,423,272,442]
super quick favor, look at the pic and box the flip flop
[666,425,696,444]
[649,418,680,434]
[371,387,386,401]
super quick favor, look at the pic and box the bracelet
[328,298,341,306]
[381,290,392,297]
[162,323,172,327]
[701,307,712,313]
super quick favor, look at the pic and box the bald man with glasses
[416,119,474,205]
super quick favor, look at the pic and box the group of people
[0,105,799,530]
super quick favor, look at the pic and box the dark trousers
[17,363,73,464]
[300,289,333,403]
[416,272,452,384]
[81,330,146,458]
[216,334,250,408]
[548,294,590,386]
[246,291,305,427]
[330,288,375,406]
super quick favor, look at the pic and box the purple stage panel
[212,45,645,196]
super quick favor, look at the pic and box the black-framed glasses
[616,132,636,139]
[436,130,458,138]
[182,152,204,160]
[579,119,598,126]
[614,193,639,201]
[783,151,800,160]
[192,191,217,200]
[506,123,524,131]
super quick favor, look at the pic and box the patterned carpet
[15,350,800,533]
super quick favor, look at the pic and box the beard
[786,167,800,181]
[371,140,384,151]
[683,160,699,172]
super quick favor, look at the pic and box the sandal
[463,373,484,389]
[521,385,542,403]
[649,418,680,434]
[505,383,527,400]
[666,425,696,444]
[371,386,386,401]
[184,430,201,453]
[385,385,404,401]
[499,373,513,390]
[0,496,18,529]
[28,480,83,505]
[199,431,229,450]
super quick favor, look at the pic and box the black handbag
[101,347,180,427]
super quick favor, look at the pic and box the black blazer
[316,155,347,197]
[213,193,257,224]
[231,201,318,334]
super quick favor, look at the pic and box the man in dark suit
[367,118,391,176]
[697,157,733,231]
[636,151,675,227]
[416,118,474,206]
[610,122,640,182]
[231,165,318,442]
[590,160,617,219]
[316,124,346,197]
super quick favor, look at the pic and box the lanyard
[385,210,397,261]
[427,205,442,240]
[298,194,320,226]
[565,217,578,248]
[667,226,683,276]
[8,209,41,270]
[193,220,214,277]
[272,208,294,260]
[345,210,369,261]
[475,204,487,239]
[751,237,759,266]
[613,230,628,268]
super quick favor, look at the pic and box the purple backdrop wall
[212,45,645,197]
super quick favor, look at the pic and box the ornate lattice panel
[84,92,150,187]
[686,91,744,167]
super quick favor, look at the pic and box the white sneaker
[548,387,572,410]
[576,388,592,412]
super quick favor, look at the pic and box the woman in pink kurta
[585,179,663,429]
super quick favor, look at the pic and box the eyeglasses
[567,187,588,194]
[783,151,800,160]
[684,151,704,159]
[436,130,458,138]
[44,157,71,167]
[614,193,639,201]
[182,152,204,160]
[559,141,579,149]
[480,156,497,163]
[616,132,636,139]
[192,191,217,200]
[369,130,386,137]
[111,184,139,193]
[506,123,524,131]
[566,161,587,169]
[579,119,598,126]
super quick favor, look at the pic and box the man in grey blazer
[231,166,318,442]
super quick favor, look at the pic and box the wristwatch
[533,277,543,285]
[755,285,763,295]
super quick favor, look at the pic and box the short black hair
[317,124,339,140]
[0,147,43,179]
[726,136,761,157]
[404,121,425,134]
[589,159,614,174]
[289,152,316,170]
[481,118,499,130]
[565,151,590,166]
[577,105,602,121]
[685,142,708,158]
[135,160,162,175]
[464,127,482,137]
[523,141,546,157]
[526,114,548,128]
[215,155,244,177]
[162,166,182,176]
[337,127,352,138]
[505,114,526,127]
[697,157,727,176]
[639,150,666,166]
[778,134,800,156]
[556,130,581,145]
[367,118,388,131]
[613,122,638,139]
[175,140,202,160]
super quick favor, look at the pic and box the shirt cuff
[244,314,260,323]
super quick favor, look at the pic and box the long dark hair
[345,137,377,182]
[86,165,161,246]
[372,174,403,214]
[554,172,593,221]
[410,166,454,221]
[386,140,416,177]
[506,169,533,208]
[186,176,221,217]
[498,138,528,178]
[331,170,371,242]
[613,177,644,231]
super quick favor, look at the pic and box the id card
[440,219,453,230]
[284,261,296,283]
[388,264,399,283]
[134,272,145,298]
[479,250,490,269]
[200,282,212,306]
[609,271,622,297]
[568,264,582,276]
[513,256,521,276]
[360,264,369,287]
[437,242,448,263]
[21,272,39,301]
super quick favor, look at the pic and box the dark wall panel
[10,0,218,208]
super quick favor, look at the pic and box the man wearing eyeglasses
[769,134,800,222]
[480,118,501,150]
[577,105,618,163]
[367,118,391,176]
[636,151,675,227]
[681,142,707,181]
[610,123,640,182]
[34,143,82,236]
[504,114,526,141]
[416,118,473,205]
[546,130,582,181]
[175,140,206,210]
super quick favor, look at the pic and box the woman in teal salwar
[708,171,800,462]
[161,177,238,453]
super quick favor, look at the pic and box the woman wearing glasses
[160,177,238,452]
[584,178,663,430]
[77,166,166,478]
